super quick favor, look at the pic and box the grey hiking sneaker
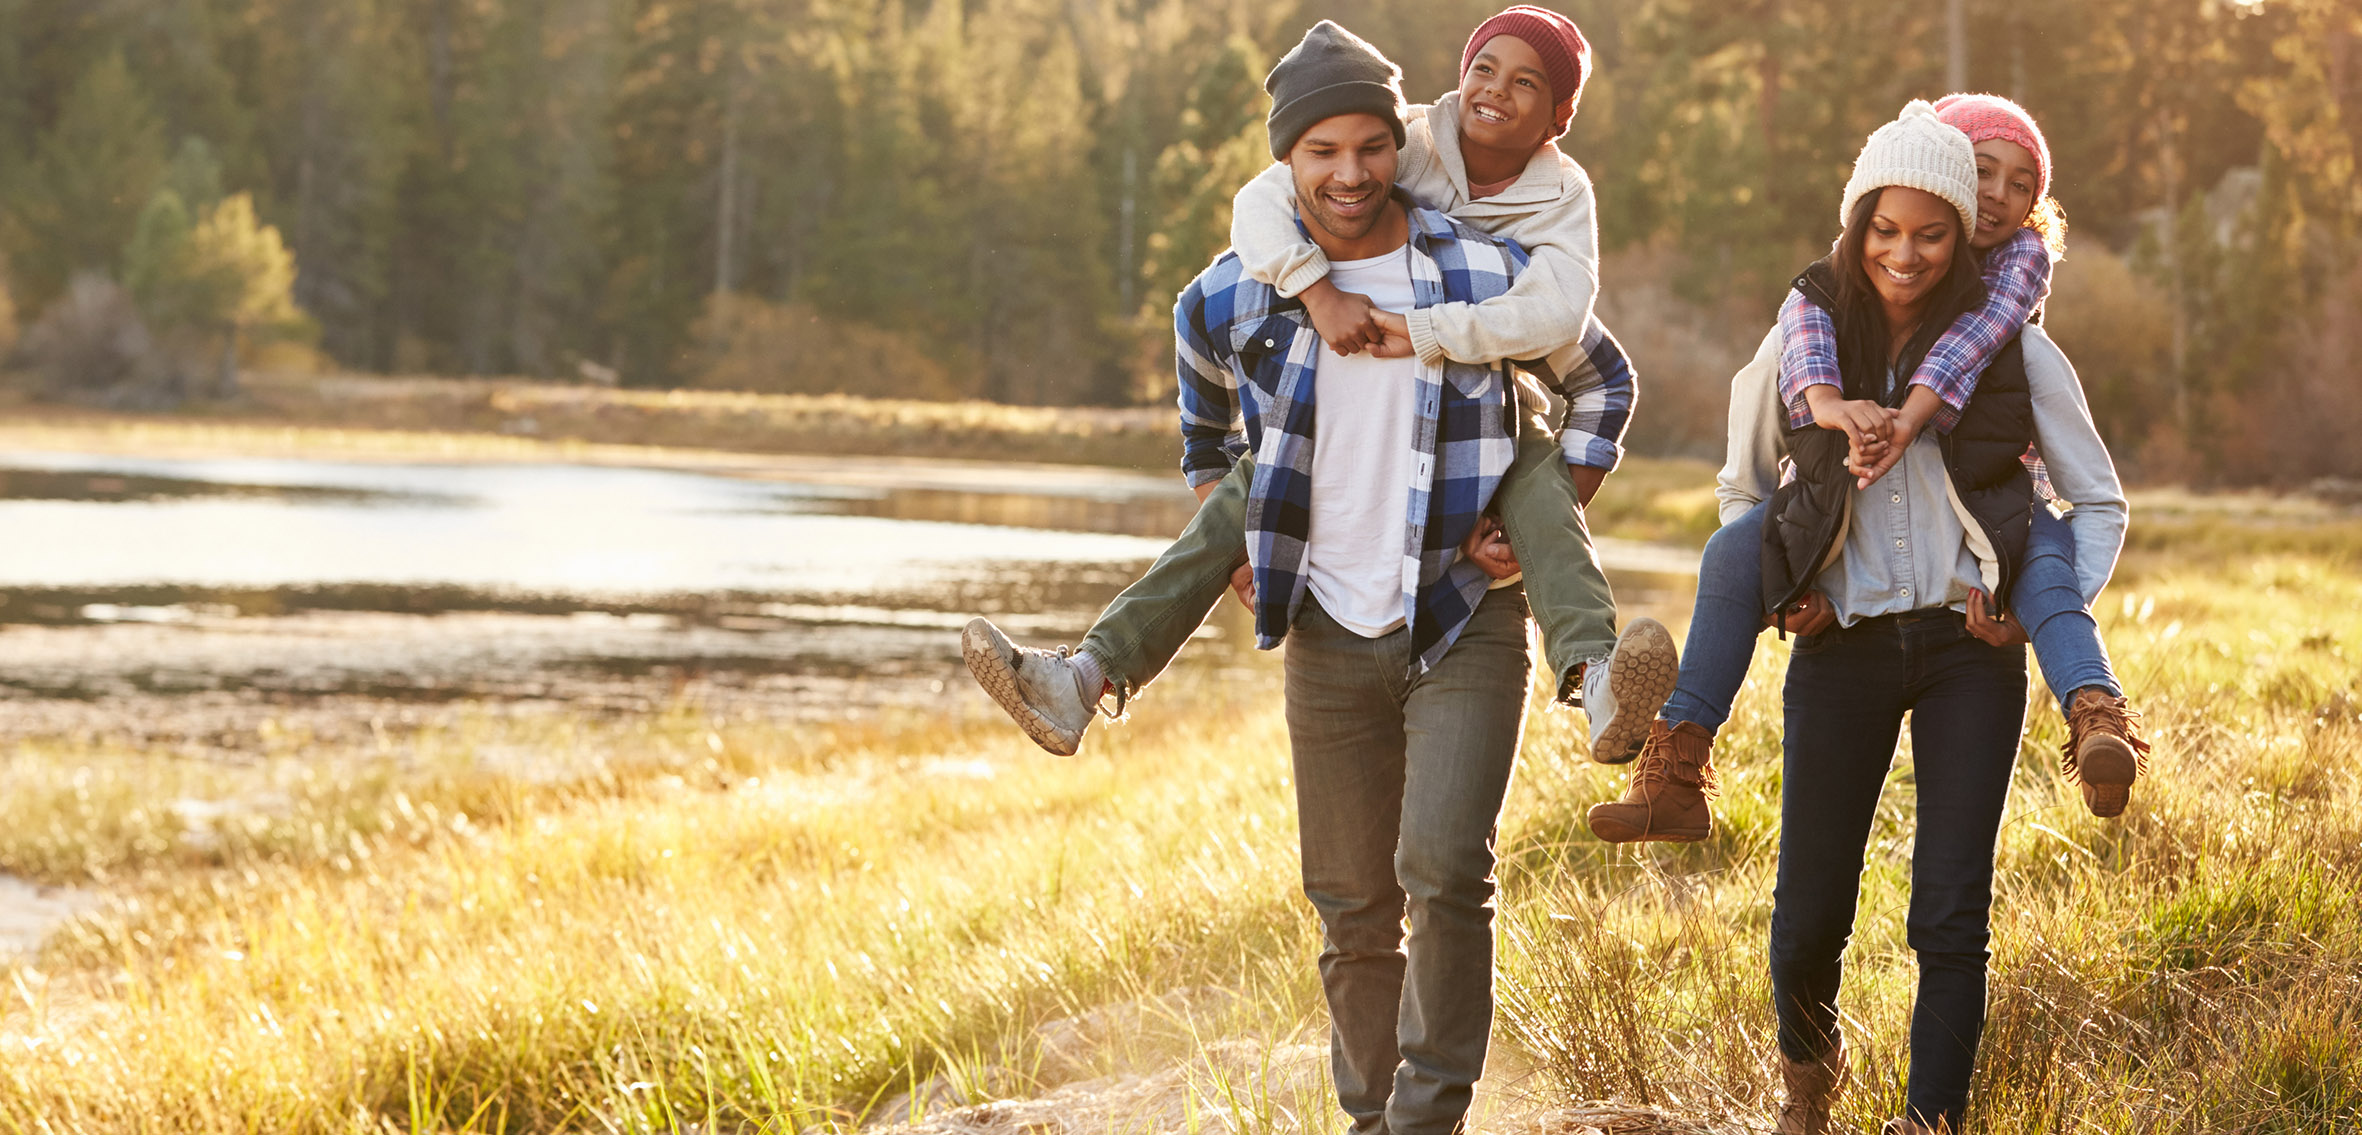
[1581,617,1678,764]
[961,617,1097,756]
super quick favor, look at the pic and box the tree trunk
[716,68,742,296]
[1946,0,1969,93]
[216,329,240,400]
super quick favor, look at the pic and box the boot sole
[1585,806,1711,844]
[1591,618,1679,765]
[2076,734,2138,818]
[961,618,1082,757]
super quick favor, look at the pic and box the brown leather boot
[2063,687,2151,818]
[1586,720,1717,843]
[1777,1034,1847,1135]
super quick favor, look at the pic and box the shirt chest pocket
[1443,362,1502,402]
[1235,314,1307,401]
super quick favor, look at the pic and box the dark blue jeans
[1771,610,2026,1132]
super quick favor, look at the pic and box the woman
[1587,92,2141,845]
[1720,103,2126,1134]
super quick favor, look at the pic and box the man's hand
[1461,515,1520,579]
[1965,588,2028,646]
[1769,589,1837,636]
[1367,309,1415,359]
[1302,278,1385,356]
[1227,560,1256,610]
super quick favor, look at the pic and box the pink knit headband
[1934,93,2050,201]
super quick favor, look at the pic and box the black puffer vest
[1761,259,2037,622]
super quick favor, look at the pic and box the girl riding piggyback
[1588,93,2152,845]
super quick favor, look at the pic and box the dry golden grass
[0,498,2355,1133]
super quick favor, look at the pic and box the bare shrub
[14,271,185,408]
[1595,246,1763,461]
[2044,245,2177,476]
[683,294,958,400]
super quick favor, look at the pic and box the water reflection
[0,448,1699,754]
[0,451,1176,599]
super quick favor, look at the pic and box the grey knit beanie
[1839,100,1979,232]
[1264,21,1407,161]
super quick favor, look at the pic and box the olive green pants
[1078,415,1619,700]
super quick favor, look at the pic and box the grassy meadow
[0,489,2358,1132]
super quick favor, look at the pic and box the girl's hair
[2026,194,2069,260]
[1827,187,1987,393]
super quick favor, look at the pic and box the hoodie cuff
[1408,309,1448,365]
[1273,258,1333,300]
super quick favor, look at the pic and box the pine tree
[0,52,168,311]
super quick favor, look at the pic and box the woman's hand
[1461,515,1521,579]
[1964,589,2028,646]
[1227,560,1257,610]
[1770,590,1837,636]
[1302,278,1385,356]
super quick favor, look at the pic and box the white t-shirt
[1304,247,1421,638]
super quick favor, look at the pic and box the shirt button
[1891,492,1902,503]
[1901,587,1912,597]
[1264,338,1276,348]
[1894,538,1906,549]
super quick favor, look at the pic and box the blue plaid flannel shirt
[1174,200,1610,675]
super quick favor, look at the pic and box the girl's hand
[1802,384,1895,455]
[1302,279,1385,356]
[1848,412,1920,488]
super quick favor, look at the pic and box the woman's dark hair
[1826,187,1986,400]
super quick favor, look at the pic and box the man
[1157,22,1554,1135]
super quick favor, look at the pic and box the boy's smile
[1456,34,1554,157]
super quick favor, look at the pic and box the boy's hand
[1302,279,1385,356]
[1367,309,1414,358]
[1461,515,1520,579]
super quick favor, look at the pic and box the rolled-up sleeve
[1549,318,1634,471]
[1175,281,1242,488]
[2019,326,2127,603]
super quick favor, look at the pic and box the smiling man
[1162,22,1543,1135]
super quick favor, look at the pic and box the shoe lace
[1629,731,1721,799]
[1056,645,1129,721]
[2061,694,2152,780]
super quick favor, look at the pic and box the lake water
[0,448,1698,753]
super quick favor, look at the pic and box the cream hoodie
[1229,91,1600,385]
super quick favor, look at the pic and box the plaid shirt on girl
[1776,226,2056,496]
[1174,200,1622,676]
[1778,226,2053,434]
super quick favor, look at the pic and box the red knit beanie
[1933,93,2050,201]
[1461,6,1590,135]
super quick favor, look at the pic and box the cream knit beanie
[1838,100,1978,233]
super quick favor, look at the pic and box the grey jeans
[1285,584,1533,1135]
